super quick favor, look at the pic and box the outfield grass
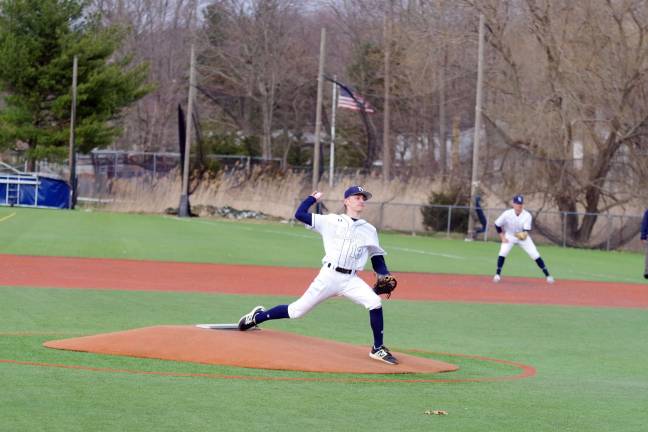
[0,206,644,282]
[1,207,647,431]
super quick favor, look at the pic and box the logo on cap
[344,186,372,200]
[512,195,524,204]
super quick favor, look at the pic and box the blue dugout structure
[0,163,70,209]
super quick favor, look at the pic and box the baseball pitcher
[236,186,399,365]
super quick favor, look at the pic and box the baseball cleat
[369,345,399,365]
[238,305,265,331]
[493,274,501,283]
[546,276,555,284]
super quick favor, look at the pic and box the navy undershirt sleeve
[495,225,503,234]
[371,255,389,275]
[294,196,316,226]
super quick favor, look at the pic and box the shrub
[421,189,470,233]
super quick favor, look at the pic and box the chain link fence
[306,199,644,253]
[26,150,646,253]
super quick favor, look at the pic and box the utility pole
[312,28,326,192]
[179,44,196,217]
[467,15,485,239]
[329,75,337,188]
[439,48,447,177]
[382,2,393,181]
[68,55,78,209]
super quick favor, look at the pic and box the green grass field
[1,207,647,431]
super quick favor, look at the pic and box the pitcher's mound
[44,325,458,374]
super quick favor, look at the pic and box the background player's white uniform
[494,208,541,260]
[288,213,383,318]
[492,195,553,283]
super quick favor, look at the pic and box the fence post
[379,202,385,230]
[411,204,416,236]
[446,206,452,236]
[562,212,566,248]
[606,214,611,251]
[152,153,157,177]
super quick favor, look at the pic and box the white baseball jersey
[309,213,385,271]
[287,212,384,319]
[494,209,532,235]
[494,208,540,260]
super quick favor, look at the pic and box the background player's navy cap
[344,186,372,200]
[512,194,524,204]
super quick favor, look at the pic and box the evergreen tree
[0,0,151,167]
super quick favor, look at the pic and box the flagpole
[312,28,326,193]
[329,76,337,188]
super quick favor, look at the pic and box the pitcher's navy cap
[512,194,524,204]
[344,186,372,200]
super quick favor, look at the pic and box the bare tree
[93,0,198,152]
[467,0,648,246]
[198,0,312,161]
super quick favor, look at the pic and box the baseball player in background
[641,208,648,279]
[236,186,399,365]
[492,194,555,284]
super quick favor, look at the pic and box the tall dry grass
[101,168,442,219]
[89,169,647,252]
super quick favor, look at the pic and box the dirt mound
[44,325,458,374]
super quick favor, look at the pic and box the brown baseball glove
[373,274,397,298]
[514,231,528,241]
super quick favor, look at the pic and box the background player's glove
[514,231,528,241]
[373,274,397,298]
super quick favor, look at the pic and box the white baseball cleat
[493,274,501,283]
[546,276,555,284]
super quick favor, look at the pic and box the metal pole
[606,214,611,251]
[329,75,337,188]
[439,48,447,176]
[411,204,416,236]
[68,55,78,209]
[312,28,326,192]
[382,3,392,181]
[467,14,485,239]
[179,44,196,217]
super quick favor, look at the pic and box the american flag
[337,84,375,114]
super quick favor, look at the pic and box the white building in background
[393,127,480,164]
[572,140,583,170]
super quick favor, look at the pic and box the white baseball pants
[287,265,382,319]
[498,233,541,260]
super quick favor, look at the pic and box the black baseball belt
[325,262,354,274]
